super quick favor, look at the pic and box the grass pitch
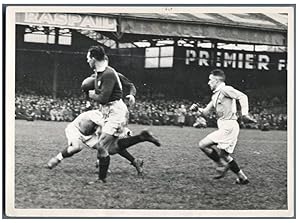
[14,120,288,210]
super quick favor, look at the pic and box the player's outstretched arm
[190,103,208,116]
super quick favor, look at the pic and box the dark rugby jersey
[117,73,136,97]
[94,66,123,104]
[93,66,136,105]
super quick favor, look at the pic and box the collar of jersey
[213,82,226,93]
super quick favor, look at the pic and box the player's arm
[201,101,214,116]
[118,73,137,96]
[222,86,249,115]
[222,86,256,123]
[89,73,115,104]
[118,72,136,106]
[190,101,213,116]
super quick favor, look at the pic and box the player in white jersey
[46,110,148,176]
[190,69,256,185]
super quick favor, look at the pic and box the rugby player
[190,69,256,185]
[47,109,159,177]
[86,45,160,183]
[81,59,141,175]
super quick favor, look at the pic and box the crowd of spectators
[15,91,287,131]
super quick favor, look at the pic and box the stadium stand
[15,90,287,131]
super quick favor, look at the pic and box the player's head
[87,45,106,68]
[208,69,226,91]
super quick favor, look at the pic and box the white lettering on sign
[245,54,254,69]
[185,49,197,65]
[81,16,96,28]
[67,14,81,26]
[55,14,68,25]
[238,53,244,69]
[224,52,236,68]
[216,51,222,67]
[22,12,117,31]
[258,55,270,70]
[198,51,209,66]
[184,49,286,71]
[278,59,286,71]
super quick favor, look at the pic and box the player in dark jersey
[86,45,161,183]
[82,70,143,175]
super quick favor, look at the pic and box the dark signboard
[177,46,287,72]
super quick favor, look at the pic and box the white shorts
[206,119,240,153]
[65,123,100,149]
[101,99,129,137]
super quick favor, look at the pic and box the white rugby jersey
[203,83,249,120]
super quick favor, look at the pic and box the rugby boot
[47,157,61,169]
[131,158,144,176]
[235,178,250,185]
[140,130,161,146]
[86,178,107,185]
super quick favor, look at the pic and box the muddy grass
[13,120,288,211]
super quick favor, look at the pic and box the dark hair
[88,45,106,61]
[210,69,226,81]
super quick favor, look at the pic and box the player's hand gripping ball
[81,76,95,91]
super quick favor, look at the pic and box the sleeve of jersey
[202,101,214,116]
[222,86,249,116]
[118,73,137,96]
[93,72,116,104]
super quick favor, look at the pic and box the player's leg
[47,124,86,169]
[101,102,159,176]
[219,149,249,184]
[95,148,143,175]
[93,132,113,183]
[117,127,144,175]
[107,130,161,156]
[108,101,160,152]
[198,136,226,168]
[47,140,84,169]
[95,128,144,176]
[118,149,144,176]
[106,129,158,176]
[216,121,249,184]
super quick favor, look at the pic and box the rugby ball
[81,76,95,91]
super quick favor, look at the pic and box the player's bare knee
[68,141,83,154]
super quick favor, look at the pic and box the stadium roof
[99,13,287,46]
[16,12,288,46]
[114,13,287,30]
